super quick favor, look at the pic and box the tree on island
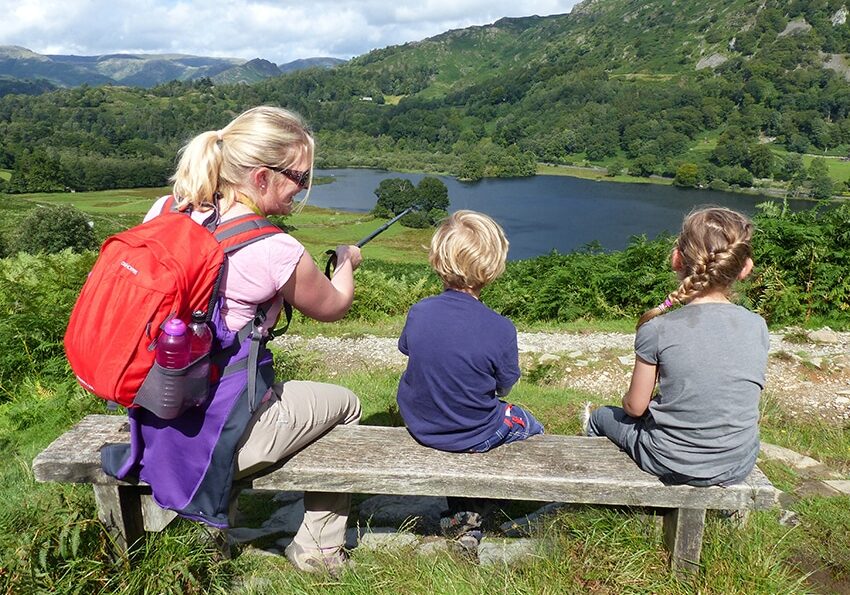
[372,176,449,228]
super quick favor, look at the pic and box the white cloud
[0,0,582,64]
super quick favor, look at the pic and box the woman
[102,106,361,575]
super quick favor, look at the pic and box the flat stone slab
[822,480,850,495]
[479,538,540,566]
[759,442,843,478]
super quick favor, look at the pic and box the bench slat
[33,415,779,511]
[254,425,778,510]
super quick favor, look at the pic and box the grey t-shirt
[635,302,769,482]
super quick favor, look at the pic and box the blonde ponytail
[170,106,314,214]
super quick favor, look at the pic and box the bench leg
[93,485,145,552]
[662,507,705,574]
[140,492,178,532]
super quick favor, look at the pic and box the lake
[307,168,802,260]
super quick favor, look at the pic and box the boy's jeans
[467,402,544,453]
[444,403,544,534]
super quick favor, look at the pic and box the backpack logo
[120,260,139,275]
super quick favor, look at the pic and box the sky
[0,0,583,66]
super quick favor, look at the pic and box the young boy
[396,210,544,555]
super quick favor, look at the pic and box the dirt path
[274,328,850,425]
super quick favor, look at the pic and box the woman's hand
[333,245,362,272]
[282,245,362,322]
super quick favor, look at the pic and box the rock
[574,360,589,368]
[538,353,560,365]
[478,538,539,566]
[758,442,843,478]
[617,355,633,366]
[695,53,728,70]
[822,480,850,496]
[779,17,813,37]
[807,328,839,344]
[358,530,419,551]
[416,538,452,556]
[796,479,846,498]
[778,509,800,527]
[272,490,304,505]
[567,350,583,358]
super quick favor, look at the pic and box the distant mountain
[0,46,345,90]
[278,57,346,73]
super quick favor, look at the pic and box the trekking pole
[324,205,418,277]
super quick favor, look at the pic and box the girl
[585,207,769,487]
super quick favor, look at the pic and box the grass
[536,163,675,186]
[13,186,171,215]
[2,189,433,263]
[283,205,433,264]
[801,153,850,183]
[1,185,847,592]
[2,336,848,593]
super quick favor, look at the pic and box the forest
[1,0,850,197]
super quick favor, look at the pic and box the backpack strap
[160,195,177,215]
[214,214,282,254]
[210,214,293,335]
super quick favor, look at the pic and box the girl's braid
[636,207,753,329]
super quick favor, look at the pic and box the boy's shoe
[452,529,482,562]
[284,541,351,577]
[439,511,483,539]
[580,401,593,436]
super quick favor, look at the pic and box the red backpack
[65,197,282,408]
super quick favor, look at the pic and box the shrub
[674,163,700,187]
[11,205,99,255]
[0,250,96,395]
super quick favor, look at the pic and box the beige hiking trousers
[234,380,361,552]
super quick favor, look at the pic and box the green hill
[1,0,849,195]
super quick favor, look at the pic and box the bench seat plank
[255,425,778,510]
[34,415,779,511]
[33,414,782,573]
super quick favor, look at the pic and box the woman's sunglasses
[270,167,310,189]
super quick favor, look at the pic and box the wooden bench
[32,414,781,574]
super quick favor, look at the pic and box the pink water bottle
[188,310,213,362]
[155,318,190,369]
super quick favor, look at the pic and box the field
[0,187,847,594]
[4,188,434,262]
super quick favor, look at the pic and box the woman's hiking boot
[284,541,351,577]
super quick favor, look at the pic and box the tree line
[1,1,849,194]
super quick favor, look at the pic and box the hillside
[1,0,849,195]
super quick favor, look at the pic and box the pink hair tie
[658,298,673,311]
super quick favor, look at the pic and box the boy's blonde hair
[429,210,509,291]
[637,206,753,328]
[171,105,314,213]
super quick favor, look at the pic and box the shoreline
[536,163,848,203]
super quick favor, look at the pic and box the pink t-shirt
[144,197,305,333]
